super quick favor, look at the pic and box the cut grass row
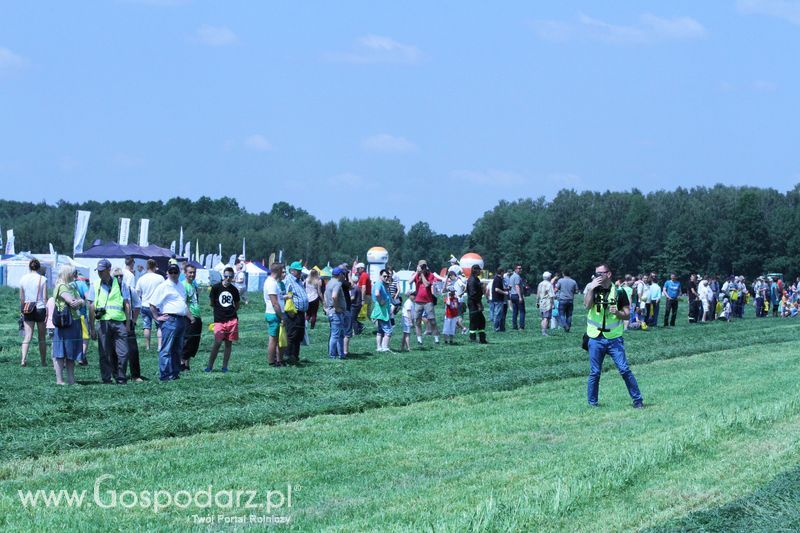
[1,341,798,531]
[0,289,792,461]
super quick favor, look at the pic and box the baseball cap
[418,260,428,267]
[332,267,344,276]
[96,259,112,272]
[289,260,303,271]
[355,262,365,270]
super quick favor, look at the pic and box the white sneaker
[434,336,440,344]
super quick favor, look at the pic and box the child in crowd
[401,291,415,352]
[719,297,732,321]
[443,290,459,344]
[45,296,56,340]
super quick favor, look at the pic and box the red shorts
[213,319,239,342]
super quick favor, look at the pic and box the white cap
[543,271,552,280]
[355,262,365,270]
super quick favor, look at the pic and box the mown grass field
[0,286,798,531]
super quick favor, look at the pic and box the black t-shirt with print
[210,282,240,322]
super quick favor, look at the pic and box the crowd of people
[15,255,800,387]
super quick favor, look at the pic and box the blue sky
[1,0,799,234]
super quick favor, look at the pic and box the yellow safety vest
[96,278,126,322]
[586,285,623,339]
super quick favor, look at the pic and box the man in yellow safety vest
[584,263,644,408]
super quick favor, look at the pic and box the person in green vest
[89,259,132,384]
[584,263,643,408]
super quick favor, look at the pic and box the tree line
[1,184,797,280]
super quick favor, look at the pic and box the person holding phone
[584,263,644,409]
[411,260,440,346]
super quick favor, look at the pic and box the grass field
[0,286,798,531]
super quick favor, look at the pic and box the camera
[592,287,615,311]
[94,308,106,320]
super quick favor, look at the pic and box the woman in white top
[536,271,555,337]
[698,279,713,322]
[305,269,321,329]
[19,259,48,366]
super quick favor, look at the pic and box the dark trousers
[97,320,129,384]
[182,316,203,360]
[646,301,660,327]
[663,298,679,326]
[688,299,700,323]
[350,304,364,334]
[285,312,306,362]
[127,327,142,379]
[510,296,526,329]
[468,304,486,332]
[558,301,574,331]
[306,299,320,329]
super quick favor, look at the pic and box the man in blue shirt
[662,273,681,327]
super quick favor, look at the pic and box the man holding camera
[584,263,644,408]
[89,259,132,384]
[412,260,440,345]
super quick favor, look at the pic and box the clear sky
[1,1,798,234]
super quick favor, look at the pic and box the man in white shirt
[234,260,248,305]
[263,263,288,366]
[136,259,165,351]
[149,263,188,381]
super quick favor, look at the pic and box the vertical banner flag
[229,254,237,267]
[199,254,205,266]
[179,227,184,256]
[5,229,15,255]
[169,241,176,253]
[184,241,190,259]
[118,218,131,245]
[49,243,56,255]
[196,240,199,262]
[73,210,91,255]
[0,225,3,251]
[205,254,213,269]
[242,237,246,260]
[138,219,150,247]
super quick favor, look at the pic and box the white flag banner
[73,210,91,255]
[184,242,190,259]
[228,254,237,267]
[199,254,205,265]
[49,243,55,255]
[196,239,199,262]
[179,227,184,255]
[205,254,213,269]
[5,229,15,255]
[118,218,131,245]
[138,219,150,247]
[170,241,176,253]
[0,225,4,251]
[242,237,246,260]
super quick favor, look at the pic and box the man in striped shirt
[284,261,309,365]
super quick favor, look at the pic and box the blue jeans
[511,296,525,329]
[159,316,185,381]
[490,301,505,332]
[328,312,344,358]
[558,301,574,331]
[587,336,642,406]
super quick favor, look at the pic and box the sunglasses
[595,271,609,276]
[223,274,234,279]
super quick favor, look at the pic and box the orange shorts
[213,319,239,342]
